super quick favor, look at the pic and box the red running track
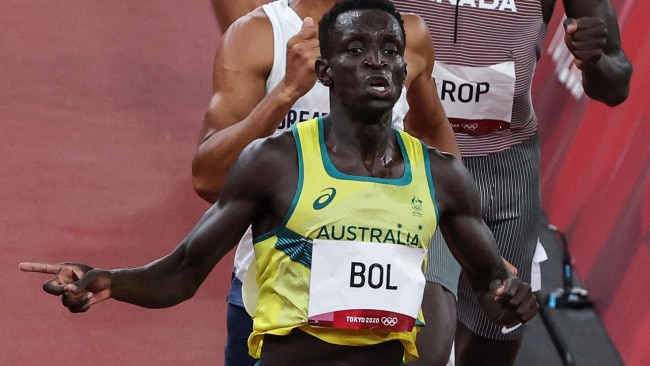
[1,1,234,365]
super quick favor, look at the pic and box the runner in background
[390,0,632,365]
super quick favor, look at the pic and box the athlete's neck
[323,117,404,179]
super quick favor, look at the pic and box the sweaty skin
[20,4,538,365]
[193,2,459,365]
[194,2,460,365]
[191,0,458,204]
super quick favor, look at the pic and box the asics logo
[381,317,398,327]
[313,188,336,210]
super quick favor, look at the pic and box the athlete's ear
[316,58,332,86]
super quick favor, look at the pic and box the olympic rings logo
[461,123,479,131]
[381,317,398,327]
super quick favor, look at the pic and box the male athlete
[391,0,632,364]
[194,0,459,364]
[21,1,538,364]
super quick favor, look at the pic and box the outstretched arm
[192,14,320,203]
[431,152,538,324]
[19,139,278,312]
[562,0,632,106]
[19,203,251,312]
[401,14,460,157]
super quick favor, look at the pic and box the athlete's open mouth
[371,82,387,92]
[367,76,391,96]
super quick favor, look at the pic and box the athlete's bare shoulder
[401,12,428,38]
[223,6,273,43]
[426,147,462,172]
[248,129,296,155]
[426,147,479,215]
[400,12,432,51]
[237,131,298,180]
[229,130,299,219]
[216,6,274,74]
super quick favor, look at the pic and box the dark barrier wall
[532,0,649,364]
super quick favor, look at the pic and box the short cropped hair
[318,0,405,59]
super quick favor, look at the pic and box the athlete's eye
[383,43,400,56]
[347,40,365,55]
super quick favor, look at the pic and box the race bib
[308,239,426,332]
[433,61,516,135]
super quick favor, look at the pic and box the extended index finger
[19,262,63,274]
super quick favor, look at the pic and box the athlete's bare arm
[192,14,320,203]
[19,133,293,313]
[401,14,460,157]
[429,150,538,324]
[17,202,252,312]
[544,0,632,105]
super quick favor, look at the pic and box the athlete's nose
[363,48,386,69]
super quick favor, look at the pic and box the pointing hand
[20,261,112,313]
